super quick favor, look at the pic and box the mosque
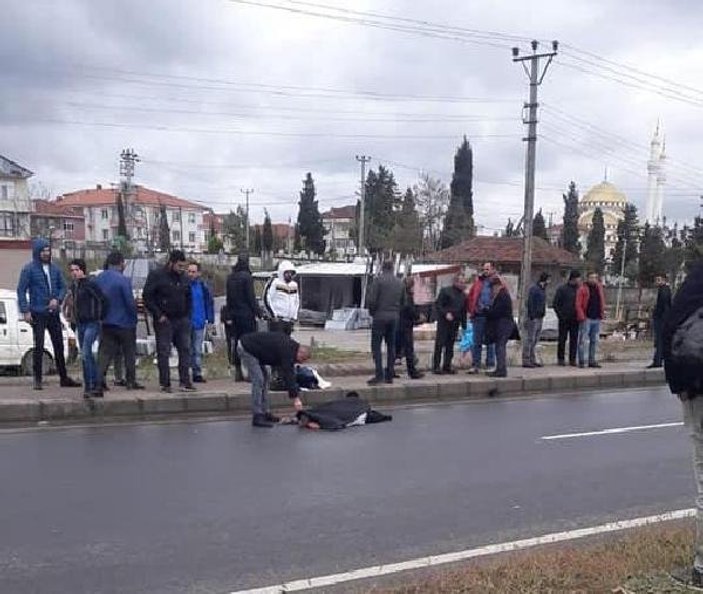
[576,125,666,262]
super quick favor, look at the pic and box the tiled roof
[0,155,33,179]
[322,205,356,220]
[427,236,580,266]
[57,185,207,210]
[253,223,293,240]
[32,199,84,218]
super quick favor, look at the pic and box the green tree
[638,223,667,287]
[504,218,517,237]
[253,226,262,254]
[441,136,475,248]
[684,216,703,268]
[296,172,326,256]
[562,181,580,255]
[585,207,606,274]
[533,209,548,241]
[263,209,273,253]
[222,206,247,253]
[611,203,639,280]
[663,224,686,287]
[390,187,422,255]
[364,165,401,254]
[158,203,171,252]
[116,189,129,240]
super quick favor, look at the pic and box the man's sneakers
[180,383,197,392]
[408,371,425,380]
[264,412,280,423]
[522,363,537,368]
[160,385,172,394]
[33,380,43,391]
[466,367,480,375]
[126,383,145,390]
[252,413,275,428]
[367,377,383,386]
[588,362,602,368]
[646,363,662,369]
[192,375,207,383]
[83,390,104,399]
[60,377,82,388]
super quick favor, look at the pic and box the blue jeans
[191,326,205,378]
[471,316,496,368]
[77,322,100,391]
[578,319,600,365]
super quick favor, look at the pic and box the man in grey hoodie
[365,261,404,385]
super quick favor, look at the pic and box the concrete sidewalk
[0,361,665,425]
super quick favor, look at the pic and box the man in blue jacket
[17,238,81,390]
[95,251,143,393]
[187,261,214,383]
[522,272,550,368]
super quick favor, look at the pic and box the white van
[0,289,77,375]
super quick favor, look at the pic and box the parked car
[0,289,77,375]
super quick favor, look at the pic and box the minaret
[645,122,662,224]
[655,136,666,225]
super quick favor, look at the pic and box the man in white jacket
[264,260,299,336]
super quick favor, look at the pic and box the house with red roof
[30,199,86,245]
[321,204,356,255]
[56,185,210,253]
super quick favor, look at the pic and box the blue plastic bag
[459,323,474,353]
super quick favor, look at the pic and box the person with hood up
[142,249,194,393]
[663,263,703,588]
[485,276,515,378]
[16,238,81,390]
[264,260,299,336]
[226,253,262,381]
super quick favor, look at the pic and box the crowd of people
[16,240,672,427]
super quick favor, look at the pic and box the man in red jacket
[576,272,606,368]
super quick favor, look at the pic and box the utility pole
[513,40,558,325]
[355,155,371,256]
[615,235,627,321]
[118,148,140,248]
[241,188,254,252]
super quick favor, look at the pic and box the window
[188,212,196,224]
[101,208,109,220]
[172,230,181,242]
[0,186,7,200]
[102,229,109,240]
[0,213,15,237]
[63,221,74,238]
[189,232,196,243]
[172,210,181,222]
[0,301,6,325]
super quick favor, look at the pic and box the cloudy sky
[2,0,702,233]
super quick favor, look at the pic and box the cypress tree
[562,181,580,255]
[441,136,475,248]
[296,173,326,256]
[533,209,548,241]
[585,207,606,274]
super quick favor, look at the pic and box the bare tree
[413,172,449,254]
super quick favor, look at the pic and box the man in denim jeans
[187,261,214,383]
[467,262,497,374]
[575,272,606,368]
[68,259,107,398]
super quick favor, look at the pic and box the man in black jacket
[226,253,262,381]
[433,273,467,374]
[648,273,672,369]
[143,250,194,393]
[68,259,107,398]
[553,270,581,367]
[399,277,423,379]
[239,331,311,427]
[366,261,404,385]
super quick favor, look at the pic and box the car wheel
[21,350,55,376]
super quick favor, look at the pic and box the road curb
[0,368,666,425]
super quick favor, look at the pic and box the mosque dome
[580,181,627,208]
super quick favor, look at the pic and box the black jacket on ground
[240,331,300,398]
[654,284,673,320]
[71,278,108,324]
[435,285,467,328]
[552,283,578,321]
[143,266,191,320]
[226,266,261,320]
[663,263,703,397]
[366,272,403,321]
[296,394,392,431]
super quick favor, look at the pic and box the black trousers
[433,319,459,371]
[98,325,137,386]
[154,316,191,387]
[400,320,416,374]
[232,315,256,371]
[371,318,397,380]
[269,319,294,335]
[31,311,67,381]
[224,323,235,365]
[557,319,579,364]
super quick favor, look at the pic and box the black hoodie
[663,263,703,397]
[226,258,261,320]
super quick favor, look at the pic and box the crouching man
[238,331,311,428]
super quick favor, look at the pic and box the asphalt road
[0,386,694,593]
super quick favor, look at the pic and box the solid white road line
[230,508,696,594]
[541,421,684,441]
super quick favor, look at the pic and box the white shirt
[42,264,51,292]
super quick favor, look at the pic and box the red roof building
[31,199,86,243]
